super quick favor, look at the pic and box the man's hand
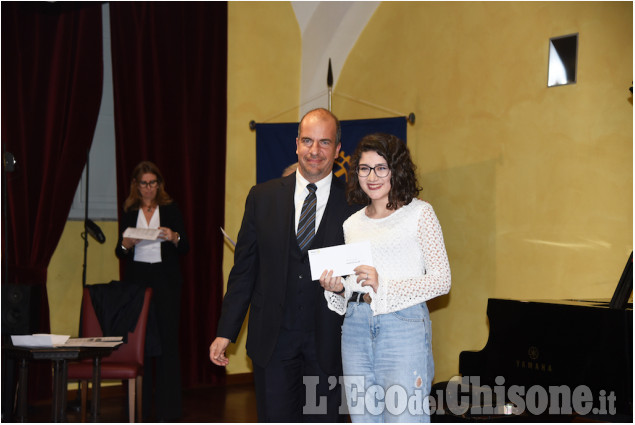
[319,269,344,295]
[209,337,231,366]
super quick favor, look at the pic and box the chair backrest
[81,286,152,366]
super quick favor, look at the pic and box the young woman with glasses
[319,133,451,422]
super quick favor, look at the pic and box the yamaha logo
[528,346,539,360]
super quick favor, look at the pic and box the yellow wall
[334,1,632,382]
[48,1,632,384]
[48,221,120,336]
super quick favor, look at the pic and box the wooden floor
[13,383,630,423]
[18,380,259,423]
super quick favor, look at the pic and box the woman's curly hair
[123,160,173,212]
[346,133,421,210]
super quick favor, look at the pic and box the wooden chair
[68,286,152,422]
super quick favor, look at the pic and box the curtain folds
[1,2,103,400]
[109,2,228,387]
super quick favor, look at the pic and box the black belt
[348,292,371,304]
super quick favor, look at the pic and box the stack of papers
[63,337,123,347]
[11,334,123,348]
[123,227,162,240]
[11,334,70,347]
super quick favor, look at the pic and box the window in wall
[547,33,578,87]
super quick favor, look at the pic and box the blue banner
[256,116,407,184]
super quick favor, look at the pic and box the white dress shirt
[133,207,162,264]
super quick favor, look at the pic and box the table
[3,344,116,422]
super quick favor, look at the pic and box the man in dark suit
[210,108,360,422]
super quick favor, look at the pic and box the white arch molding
[292,1,380,117]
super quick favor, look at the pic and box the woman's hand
[159,227,180,245]
[354,265,379,293]
[319,270,345,296]
[121,237,140,250]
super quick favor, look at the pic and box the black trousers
[253,328,346,422]
[128,262,182,422]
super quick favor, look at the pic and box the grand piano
[432,254,633,422]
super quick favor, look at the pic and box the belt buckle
[349,292,364,304]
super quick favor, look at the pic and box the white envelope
[308,241,373,280]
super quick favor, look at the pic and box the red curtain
[1,2,103,400]
[109,2,227,386]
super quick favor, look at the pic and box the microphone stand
[82,149,90,288]
[70,149,91,413]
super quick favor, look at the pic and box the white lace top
[324,198,451,316]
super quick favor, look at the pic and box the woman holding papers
[320,134,451,423]
[115,160,189,422]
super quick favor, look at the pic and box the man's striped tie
[297,183,317,252]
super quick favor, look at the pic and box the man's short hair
[297,108,341,144]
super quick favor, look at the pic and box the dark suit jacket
[216,173,360,374]
[115,202,190,284]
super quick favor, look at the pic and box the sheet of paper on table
[11,334,70,347]
[11,334,124,348]
[123,227,162,240]
[308,241,374,281]
[62,337,124,347]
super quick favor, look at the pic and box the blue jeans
[341,301,434,423]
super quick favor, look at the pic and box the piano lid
[517,298,633,309]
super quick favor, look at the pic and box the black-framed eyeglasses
[356,165,390,178]
[138,180,159,188]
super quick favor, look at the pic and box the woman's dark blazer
[115,202,189,284]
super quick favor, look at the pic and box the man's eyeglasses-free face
[138,180,159,188]
[356,165,390,178]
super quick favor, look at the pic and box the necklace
[145,204,154,212]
